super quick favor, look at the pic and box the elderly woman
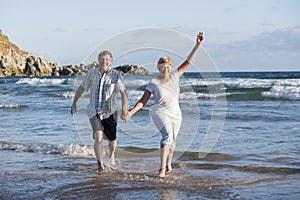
[127,32,204,177]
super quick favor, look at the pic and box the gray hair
[98,50,113,61]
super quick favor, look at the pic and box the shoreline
[1,149,299,199]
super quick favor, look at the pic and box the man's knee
[94,131,104,143]
[110,140,116,146]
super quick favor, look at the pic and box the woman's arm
[128,90,151,117]
[177,32,204,77]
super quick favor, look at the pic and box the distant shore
[0,29,151,76]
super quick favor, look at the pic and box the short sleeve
[116,73,125,92]
[172,70,179,81]
[146,82,154,93]
[80,70,92,92]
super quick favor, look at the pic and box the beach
[1,71,300,199]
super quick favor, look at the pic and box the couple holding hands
[71,32,204,177]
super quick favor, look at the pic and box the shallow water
[1,72,300,199]
[1,148,299,199]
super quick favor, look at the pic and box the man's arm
[120,89,129,120]
[71,85,84,115]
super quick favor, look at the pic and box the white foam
[262,85,300,100]
[0,142,98,157]
[16,78,66,85]
[180,92,198,100]
[0,142,67,154]
[222,78,274,88]
[180,92,225,99]
[0,103,22,109]
[63,144,95,157]
[180,78,276,89]
[275,79,300,87]
[125,79,149,87]
[260,79,300,100]
[61,91,75,98]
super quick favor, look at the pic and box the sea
[0,71,299,200]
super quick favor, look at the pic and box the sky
[1,0,299,71]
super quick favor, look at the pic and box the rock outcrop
[0,29,60,76]
[0,29,151,76]
[114,64,151,75]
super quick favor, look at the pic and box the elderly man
[71,50,129,172]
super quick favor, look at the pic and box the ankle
[97,160,104,168]
[158,168,166,177]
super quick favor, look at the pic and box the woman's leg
[166,148,173,171]
[159,144,169,177]
[166,115,182,172]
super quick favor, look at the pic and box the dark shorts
[89,112,118,141]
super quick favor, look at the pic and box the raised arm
[177,32,204,77]
[71,85,84,115]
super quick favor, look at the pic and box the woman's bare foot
[166,166,173,172]
[158,168,166,178]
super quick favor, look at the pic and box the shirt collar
[98,67,110,75]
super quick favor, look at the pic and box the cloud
[206,26,300,71]
[225,26,300,52]
[53,28,66,33]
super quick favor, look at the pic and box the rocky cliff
[0,29,151,76]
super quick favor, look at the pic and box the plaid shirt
[80,68,125,119]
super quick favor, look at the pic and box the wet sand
[1,150,299,199]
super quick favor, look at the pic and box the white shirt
[146,70,181,115]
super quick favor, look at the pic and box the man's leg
[101,112,118,168]
[94,130,105,171]
[108,140,117,168]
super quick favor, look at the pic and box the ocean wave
[125,79,149,87]
[0,141,247,162]
[16,78,67,85]
[180,78,300,89]
[59,91,75,98]
[2,141,299,176]
[180,92,226,99]
[121,76,300,101]
[0,141,68,154]
[0,141,99,157]
[0,103,24,109]
[179,78,272,89]
[262,85,300,100]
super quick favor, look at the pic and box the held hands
[196,32,204,44]
[121,110,131,122]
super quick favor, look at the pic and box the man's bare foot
[109,158,116,169]
[158,168,166,178]
[97,160,105,172]
[96,168,104,173]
